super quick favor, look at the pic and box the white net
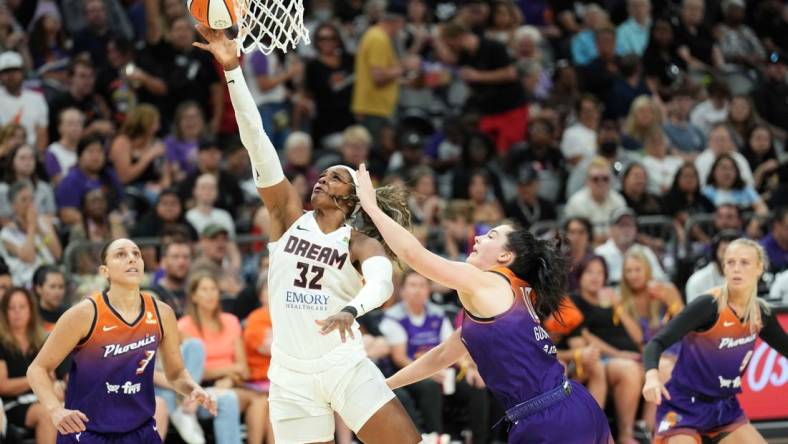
[232,0,310,55]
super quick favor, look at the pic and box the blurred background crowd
[0,0,788,442]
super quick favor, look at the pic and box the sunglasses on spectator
[590,175,610,183]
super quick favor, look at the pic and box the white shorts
[268,357,395,443]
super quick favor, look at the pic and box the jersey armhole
[151,296,165,341]
[77,298,98,346]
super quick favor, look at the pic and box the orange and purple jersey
[670,301,757,398]
[64,292,162,434]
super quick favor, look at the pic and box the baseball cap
[201,224,229,238]
[609,207,636,225]
[0,51,23,72]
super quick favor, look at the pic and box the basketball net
[232,0,310,54]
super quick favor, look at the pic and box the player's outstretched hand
[356,163,378,214]
[192,24,239,71]
[315,312,356,343]
[189,386,218,416]
[642,370,670,405]
[50,407,89,434]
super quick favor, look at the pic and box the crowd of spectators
[1,0,788,442]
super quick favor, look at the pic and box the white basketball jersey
[267,212,366,362]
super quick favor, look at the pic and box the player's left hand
[188,386,217,416]
[315,312,356,343]
[356,164,378,214]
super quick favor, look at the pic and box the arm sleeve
[759,305,788,358]
[643,295,719,370]
[346,256,394,317]
[224,67,284,188]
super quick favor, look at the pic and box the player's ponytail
[505,228,569,320]
[354,185,412,261]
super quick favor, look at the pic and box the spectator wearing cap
[0,51,48,151]
[46,58,114,143]
[44,108,84,185]
[565,157,628,241]
[505,164,556,228]
[55,134,122,225]
[1,180,62,286]
[685,230,738,303]
[437,22,527,154]
[616,0,651,57]
[387,130,428,178]
[177,138,244,219]
[164,101,205,180]
[760,207,788,273]
[507,117,565,204]
[594,207,667,285]
[351,3,415,142]
[752,51,788,134]
[192,224,244,296]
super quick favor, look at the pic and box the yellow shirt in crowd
[351,25,399,118]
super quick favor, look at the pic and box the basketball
[187,0,236,29]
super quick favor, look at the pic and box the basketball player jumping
[26,239,216,443]
[193,26,421,444]
[354,164,613,444]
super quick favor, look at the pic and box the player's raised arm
[193,25,302,241]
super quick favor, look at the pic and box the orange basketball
[187,0,236,29]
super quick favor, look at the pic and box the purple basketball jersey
[63,292,162,434]
[460,267,565,410]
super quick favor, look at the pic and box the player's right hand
[192,24,239,71]
[50,407,89,434]
[356,163,378,213]
[642,370,670,405]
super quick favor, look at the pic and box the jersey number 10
[294,262,325,290]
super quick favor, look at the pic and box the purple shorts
[507,381,613,444]
[56,419,161,444]
[655,381,747,443]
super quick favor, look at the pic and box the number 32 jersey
[267,211,366,361]
[64,292,162,433]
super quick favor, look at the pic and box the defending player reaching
[354,164,612,443]
[26,239,216,443]
[643,238,788,443]
[193,26,420,444]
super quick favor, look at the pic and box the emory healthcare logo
[285,290,330,312]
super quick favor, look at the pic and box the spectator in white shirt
[694,123,754,187]
[0,51,48,150]
[594,207,667,285]
[186,173,236,238]
[561,94,601,167]
[564,156,627,241]
[641,130,683,195]
[689,79,729,136]
[685,230,738,303]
